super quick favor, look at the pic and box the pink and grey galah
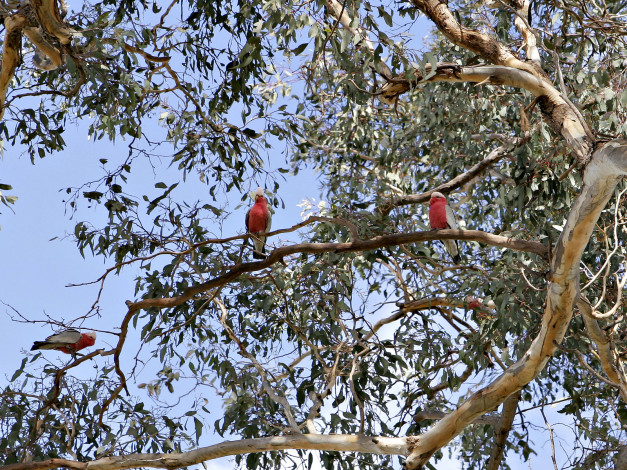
[245,187,272,259]
[429,191,461,263]
[31,329,97,354]
[466,296,497,320]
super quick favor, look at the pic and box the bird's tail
[443,240,462,264]
[31,341,48,351]
[252,235,267,259]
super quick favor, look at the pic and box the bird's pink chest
[429,200,448,229]
[60,335,94,354]
[248,203,267,233]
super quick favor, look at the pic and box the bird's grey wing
[46,329,82,344]
[265,210,272,233]
[445,205,459,230]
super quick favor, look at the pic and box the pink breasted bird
[429,191,461,263]
[466,296,496,320]
[245,187,272,259]
[31,329,97,355]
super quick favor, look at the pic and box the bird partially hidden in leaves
[429,191,462,263]
[245,187,272,259]
[31,329,97,356]
[466,296,497,321]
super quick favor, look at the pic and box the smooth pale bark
[0,436,407,470]
[86,435,407,470]
[403,140,627,468]
[378,62,591,164]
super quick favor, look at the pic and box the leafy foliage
[1,0,627,469]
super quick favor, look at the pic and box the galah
[31,329,97,354]
[466,296,496,320]
[429,191,461,263]
[245,187,272,259]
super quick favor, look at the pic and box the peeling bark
[410,0,541,76]
[23,26,64,69]
[30,0,71,45]
[0,14,26,120]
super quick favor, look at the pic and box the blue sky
[0,117,581,470]
[0,5,588,468]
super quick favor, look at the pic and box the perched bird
[429,191,461,263]
[31,329,97,355]
[466,296,497,321]
[245,187,272,259]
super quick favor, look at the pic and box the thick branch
[30,0,71,45]
[486,391,521,470]
[6,435,407,470]
[403,139,627,469]
[5,435,406,470]
[2,459,87,470]
[0,14,26,120]
[23,26,63,69]
[379,63,592,165]
[410,0,540,75]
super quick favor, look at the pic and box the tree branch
[4,435,408,470]
[30,0,71,45]
[378,66,592,166]
[0,14,26,120]
[403,140,627,469]
[379,142,512,215]
[486,391,521,470]
[126,228,547,312]
[410,0,540,75]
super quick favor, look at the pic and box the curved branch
[127,229,547,312]
[4,435,408,470]
[2,459,86,470]
[379,142,512,215]
[403,139,627,469]
[578,296,627,402]
[30,0,71,45]
[410,0,540,75]
[0,14,26,120]
[23,26,63,69]
[379,63,593,165]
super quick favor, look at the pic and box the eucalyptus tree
[1,0,627,469]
